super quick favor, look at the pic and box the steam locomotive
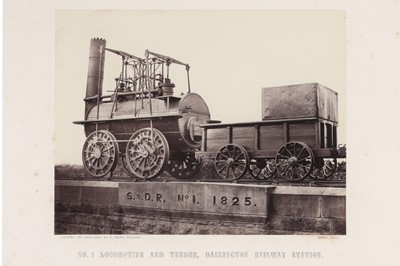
[74,38,345,182]
[73,38,213,179]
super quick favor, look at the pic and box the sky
[55,10,346,165]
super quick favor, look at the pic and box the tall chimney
[84,38,106,117]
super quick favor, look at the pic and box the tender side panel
[232,126,255,150]
[318,121,338,149]
[205,128,228,152]
[259,124,285,151]
[200,119,323,156]
[288,122,317,149]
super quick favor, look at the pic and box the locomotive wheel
[276,141,314,181]
[215,144,249,180]
[310,158,337,180]
[249,159,276,180]
[121,155,137,178]
[82,130,119,178]
[166,152,201,179]
[125,128,169,179]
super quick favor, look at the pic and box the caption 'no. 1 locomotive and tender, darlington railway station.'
[55,38,346,235]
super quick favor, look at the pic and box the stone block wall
[54,181,345,235]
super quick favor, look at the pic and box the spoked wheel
[276,141,314,181]
[310,158,337,180]
[249,159,276,180]
[215,144,249,180]
[121,155,137,178]
[125,128,170,179]
[166,152,201,179]
[82,130,119,178]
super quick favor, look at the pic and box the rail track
[56,175,346,188]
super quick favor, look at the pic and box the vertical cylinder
[85,38,106,116]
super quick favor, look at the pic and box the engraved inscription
[212,196,255,207]
[118,183,273,217]
[125,192,165,203]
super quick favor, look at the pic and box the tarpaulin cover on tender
[261,83,338,122]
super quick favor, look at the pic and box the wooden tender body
[197,117,339,159]
[195,83,345,182]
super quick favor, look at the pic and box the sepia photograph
[3,1,400,266]
[54,10,346,235]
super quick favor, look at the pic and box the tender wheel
[166,152,201,179]
[249,159,276,180]
[276,141,314,181]
[82,130,119,178]
[215,144,249,180]
[125,128,170,179]
[310,158,337,180]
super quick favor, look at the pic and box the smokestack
[84,38,106,117]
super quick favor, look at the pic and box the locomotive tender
[74,38,345,181]
[196,83,345,181]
